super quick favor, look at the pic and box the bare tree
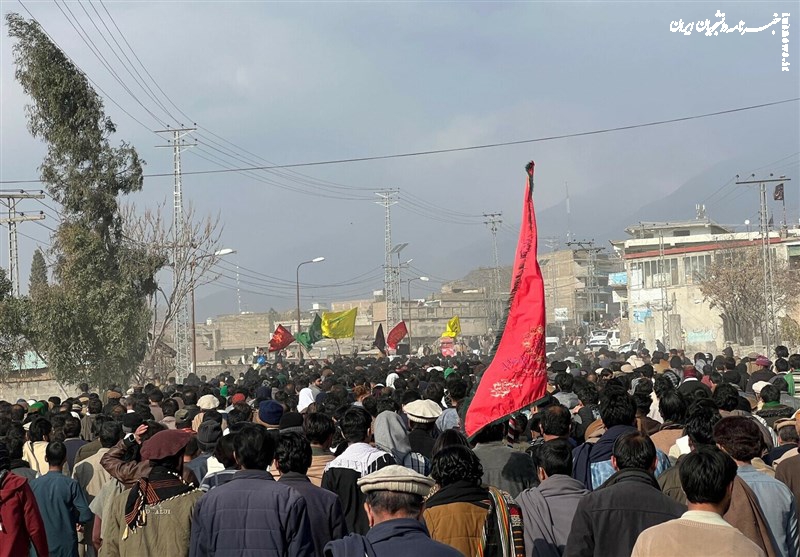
[121,202,223,383]
[700,247,799,345]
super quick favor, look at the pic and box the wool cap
[620,364,634,373]
[140,429,193,461]
[197,394,219,411]
[752,381,771,395]
[174,409,191,422]
[279,412,305,434]
[403,399,442,423]
[231,393,246,404]
[259,400,284,427]
[774,418,796,432]
[358,464,434,496]
[755,356,772,368]
[197,421,222,450]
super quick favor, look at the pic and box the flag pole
[334,338,341,357]
[782,195,787,232]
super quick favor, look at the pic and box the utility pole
[736,174,790,350]
[0,191,46,297]
[658,229,670,349]
[156,126,196,381]
[375,190,399,327]
[483,212,502,328]
[567,240,603,330]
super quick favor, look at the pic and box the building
[537,247,623,334]
[611,219,800,353]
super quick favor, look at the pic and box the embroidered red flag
[464,162,548,438]
[268,325,295,352]
[387,321,408,350]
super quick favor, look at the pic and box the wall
[0,371,81,402]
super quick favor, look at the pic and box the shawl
[123,466,195,535]
[723,476,778,557]
[479,486,525,557]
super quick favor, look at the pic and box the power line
[3,97,797,185]
[52,0,167,127]
[16,1,159,135]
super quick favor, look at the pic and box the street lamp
[192,248,236,376]
[296,257,325,334]
[405,276,429,353]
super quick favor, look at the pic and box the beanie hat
[259,400,283,427]
[279,412,305,434]
[197,421,222,451]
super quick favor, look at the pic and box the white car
[587,330,610,349]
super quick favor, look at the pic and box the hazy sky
[1,1,798,317]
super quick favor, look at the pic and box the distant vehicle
[618,338,645,354]
[588,330,610,349]
[545,336,561,357]
[607,329,621,349]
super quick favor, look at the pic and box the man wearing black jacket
[564,431,685,557]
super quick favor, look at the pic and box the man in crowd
[473,420,536,497]
[103,429,202,556]
[517,439,588,557]
[324,465,461,557]
[714,416,799,557]
[572,387,669,490]
[190,423,314,556]
[29,441,93,557]
[632,446,765,557]
[305,412,336,486]
[322,407,395,534]
[0,440,48,557]
[565,431,685,557]
[276,432,347,556]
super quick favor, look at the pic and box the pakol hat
[197,394,219,411]
[403,399,442,423]
[774,418,796,432]
[752,381,771,394]
[140,429,193,461]
[358,464,434,496]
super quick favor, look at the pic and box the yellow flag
[321,308,358,339]
[442,315,461,338]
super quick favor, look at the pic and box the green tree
[0,268,29,379]
[700,247,799,345]
[28,248,48,295]
[7,13,164,389]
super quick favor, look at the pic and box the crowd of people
[0,344,799,556]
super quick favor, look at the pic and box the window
[631,258,679,288]
[684,254,712,284]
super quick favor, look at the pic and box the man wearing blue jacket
[189,423,314,557]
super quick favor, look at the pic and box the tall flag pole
[464,161,548,438]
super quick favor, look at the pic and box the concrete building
[537,248,623,334]
[611,220,800,353]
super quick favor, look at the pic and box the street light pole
[296,257,325,335]
[405,276,429,353]
[191,248,235,377]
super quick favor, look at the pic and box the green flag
[296,313,323,349]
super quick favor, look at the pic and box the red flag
[464,162,548,438]
[387,321,408,350]
[268,325,295,352]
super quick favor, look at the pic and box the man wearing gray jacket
[516,439,588,557]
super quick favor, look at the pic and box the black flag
[774,183,784,201]
[373,324,387,355]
